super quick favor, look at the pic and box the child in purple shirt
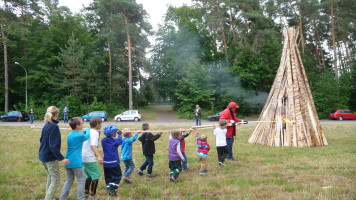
[168,130,185,183]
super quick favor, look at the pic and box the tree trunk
[125,14,133,110]
[298,4,305,54]
[107,37,112,103]
[21,16,27,58]
[313,25,319,64]
[278,6,283,41]
[215,1,229,66]
[337,39,345,72]
[229,7,236,42]
[331,0,338,77]
[1,23,9,113]
[343,38,353,74]
[315,25,326,69]
[212,21,217,53]
[220,24,228,66]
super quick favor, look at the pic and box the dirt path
[151,105,189,122]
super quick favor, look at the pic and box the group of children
[49,116,230,199]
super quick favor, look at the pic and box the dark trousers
[217,146,229,163]
[226,137,234,159]
[140,155,154,174]
[103,164,122,190]
[169,160,182,178]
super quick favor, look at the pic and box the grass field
[0,124,355,199]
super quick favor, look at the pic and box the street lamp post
[14,62,28,111]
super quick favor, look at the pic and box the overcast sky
[58,0,192,32]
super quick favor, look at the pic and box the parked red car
[329,110,356,120]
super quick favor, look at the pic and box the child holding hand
[196,128,210,175]
[137,123,163,178]
[60,117,90,200]
[82,117,103,198]
[169,130,185,183]
[179,129,191,171]
[121,128,139,183]
[102,124,123,196]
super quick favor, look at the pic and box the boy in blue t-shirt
[60,117,90,200]
[102,124,123,196]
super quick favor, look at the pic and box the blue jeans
[64,115,68,123]
[140,155,154,174]
[30,116,34,123]
[182,153,188,170]
[195,116,201,126]
[123,159,135,177]
[226,137,234,159]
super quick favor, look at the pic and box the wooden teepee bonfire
[248,28,328,147]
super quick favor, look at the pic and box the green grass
[138,106,158,121]
[0,124,355,199]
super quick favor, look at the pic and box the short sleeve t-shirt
[82,129,100,163]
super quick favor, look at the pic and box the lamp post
[14,62,28,111]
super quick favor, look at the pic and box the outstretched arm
[180,130,191,140]
[151,133,162,141]
[129,133,139,143]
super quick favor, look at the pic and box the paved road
[1,119,355,127]
[1,105,355,126]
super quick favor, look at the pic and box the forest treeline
[1,0,355,119]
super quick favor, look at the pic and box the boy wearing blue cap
[102,124,123,196]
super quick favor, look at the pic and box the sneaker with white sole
[199,171,206,175]
[107,188,117,196]
[137,170,143,176]
[124,176,133,183]
[219,162,225,167]
[147,173,156,178]
[170,175,176,183]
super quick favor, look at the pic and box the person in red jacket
[219,102,247,161]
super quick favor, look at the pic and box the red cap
[228,102,239,108]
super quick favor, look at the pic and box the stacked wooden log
[248,28,328,147]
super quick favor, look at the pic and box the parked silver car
[114,110,142,122]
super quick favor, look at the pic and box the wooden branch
[248,27,326,147]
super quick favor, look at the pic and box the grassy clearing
[136,106,158,121]
[0,124,355,199]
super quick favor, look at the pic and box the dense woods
[1,0,355,119]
